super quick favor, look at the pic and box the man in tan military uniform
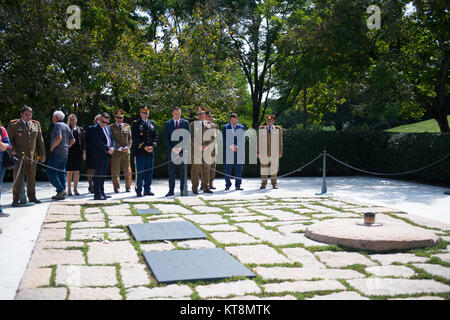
[7,106,46,206]
[257,115,283,189]
[109,109,132,193]
[190,107,216,194]
[205,109,218,190]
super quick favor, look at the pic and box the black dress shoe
[94,196,104,200]
[114,189,120,193]
[102,194,112,199]
[0,213,10,218]
[260,185,266,189]
[144,192,154,196]
[272,185,278,189]
[136,193,143,197]
[225,187,230,191]
[192,190,198,195]
[203,189,213,193]
[165,192,175,197]
[29,199,42,204]
[125,189,131,193]
[235,187,244,191]
[210,186,216,190]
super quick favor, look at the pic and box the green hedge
[4,130,450,186]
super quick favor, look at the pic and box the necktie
[103,127,111,148]
[175,120,179,129]
[26,122,29,129]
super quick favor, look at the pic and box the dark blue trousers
[93,157,108,197]
[168,160,185,193]
[135,156,154,194]
[224,163,243,188]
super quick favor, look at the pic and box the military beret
[265,115,276,120]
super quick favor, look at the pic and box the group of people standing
[0,104,284,216]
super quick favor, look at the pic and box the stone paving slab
[191,206,224,213]
[153,204,193,214]
[347,278,450,296]
[263,280,346,293]
[16,288,67,300]
[69,287,122,300]
[281,248,326,269]
[45,215,83,223]
[19,268,52,289]
[87,241,139,264]
[210,231,260,244]
[432,253,450,263]
[199,224,238,232]
[413,264,450,279]
[254,267,365,281]
[176,197,206,206]
[226,295,297,300]
[140,242,176,252]
[196,280,261,298]
[307,291,370,300]
[28,249,85,268]
[185,214,227,224]
[365,265,416,278]
[36,229,67,241]
[120,263,151,287]
[315,251,378,268]
[55,265,117,287]
[176,240,217,249]
[370,253,429,265]
[126,285,193,300]
[389,296,445,300]
[225,245,290,264]
[35,241,84,249]
[47,205,82,215]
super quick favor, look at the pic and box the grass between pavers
[114,263,127,300]
[39,198,450,300]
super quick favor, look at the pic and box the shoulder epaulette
[275,126,281,129]
[10,119,19,123]
[259,126,265,129]
[31,120,40,123]
[108,124,114,127]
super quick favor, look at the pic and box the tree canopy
[0,0,448,132]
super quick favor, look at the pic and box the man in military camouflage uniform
[205,109,218,190]
[257,115,283,189]
[109,109,133,193]
[7,106,46,206]
[190,107,215,194]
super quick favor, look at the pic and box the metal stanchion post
[182,153,188,197]
[316,150,328,195]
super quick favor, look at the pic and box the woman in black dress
[66,114,87,196]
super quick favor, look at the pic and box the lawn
[386,116,450,133]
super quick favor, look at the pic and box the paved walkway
[0,177,449,300]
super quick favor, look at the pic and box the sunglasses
[101,119,109,124]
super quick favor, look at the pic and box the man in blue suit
[163,106,190,197]
[91,112,115,200]
[222,113,245,190]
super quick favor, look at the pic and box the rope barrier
[208,154,323,180]
[326,153,450,176]
[27,156,171,178]
[2,150,448,194]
